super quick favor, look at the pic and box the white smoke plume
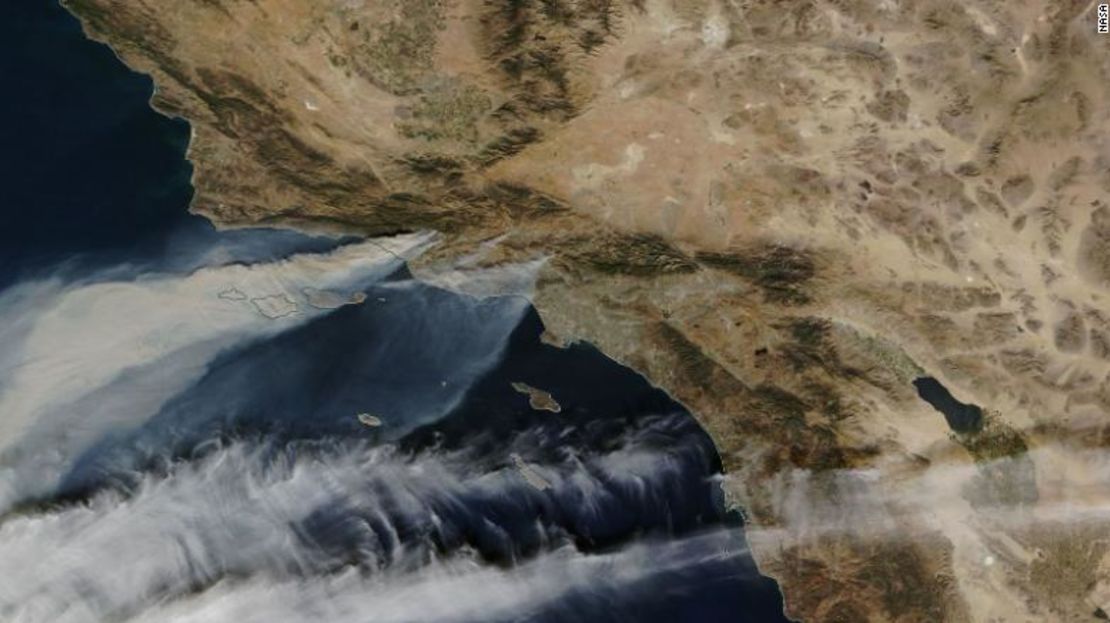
[0,234,435,510]
[0,230,758,623]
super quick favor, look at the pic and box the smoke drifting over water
[0,234,438,509]
[0,235,787,623]
[0,4,790,620]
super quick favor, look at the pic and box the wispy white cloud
[127,530,752,623]
[0,230,751,623]
[733,441,1110,547]
[0,418,725,623]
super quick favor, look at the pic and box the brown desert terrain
[61,0,1110,620]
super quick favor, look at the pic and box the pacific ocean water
[0,2,792,622]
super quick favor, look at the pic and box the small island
[510,453,552,491]
[356,412,383,428]
[510,382,561,414]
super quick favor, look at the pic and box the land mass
[511,381,562,413]
[63,0,1110,620]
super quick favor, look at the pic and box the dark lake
[913,376,984,434]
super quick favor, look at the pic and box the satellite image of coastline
[2,0,1110,621]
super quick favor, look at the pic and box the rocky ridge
[63,0,1110,620]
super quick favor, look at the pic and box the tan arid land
[61,0,1110,620]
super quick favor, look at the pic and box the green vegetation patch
[958,413,1028,463]
[957,413,1038,508]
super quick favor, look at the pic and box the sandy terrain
[61,0,1110,619]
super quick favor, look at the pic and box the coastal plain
[62,0,1110,620]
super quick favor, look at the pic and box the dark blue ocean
[0,2,790,622]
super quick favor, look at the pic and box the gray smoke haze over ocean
[0,234,438,511]
[0,5,793,618]
[0,232,783,623]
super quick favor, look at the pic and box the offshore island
[63,1,1110,620]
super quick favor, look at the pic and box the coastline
[53,2,799,618]
[53,0,1110,620]
[46,2,956,621]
